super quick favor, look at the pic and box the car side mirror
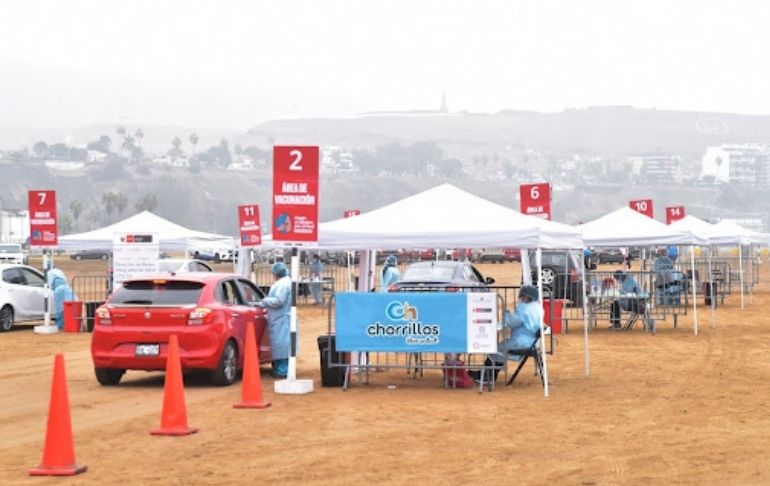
[590,263,597,270]
[485,277,496,285]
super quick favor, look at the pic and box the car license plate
[135,344,160,357]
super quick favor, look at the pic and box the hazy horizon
[3,0,770,131]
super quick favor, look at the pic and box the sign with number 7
[272,146,319,243]
[28,190,58,246]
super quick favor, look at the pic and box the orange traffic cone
[234,321,271,409]
[29,354,87,476]
[150,335,198,436]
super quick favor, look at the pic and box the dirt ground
[1,260,769,485]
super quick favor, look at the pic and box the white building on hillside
[701,144,770,186]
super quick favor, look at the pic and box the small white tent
[58,211,234,251]
[581,207,705,247]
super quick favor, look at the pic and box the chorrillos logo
[366,301,440,345]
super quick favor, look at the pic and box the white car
[0,243,27,264]
[0,264,48,331]
[157,259,214,274]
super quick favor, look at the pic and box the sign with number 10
[665,206,685,224]
[28,190,58,246]
[238,204,262,246]
[629,199,654,218]
[272,146,319,243]
[519,183,551,220]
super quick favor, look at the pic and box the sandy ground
[1,260,769,485]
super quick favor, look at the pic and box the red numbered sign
[272,146,319,243]
[28,190,58,246]
[666,206,685,225]
[238,204,262,246]
[519,183,551,220]
[343,209,360,218]
[629,199,654,218]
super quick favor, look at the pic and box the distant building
[629,156,680,184]
[701,144,770,186]
[0,210,29,243]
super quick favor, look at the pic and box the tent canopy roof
[58,211,234,251]
[580,207,705,247]
[269,184,582,250]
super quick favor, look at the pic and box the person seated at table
[610,270,646,329]
[468,285,542,382]
[309,254,324,306]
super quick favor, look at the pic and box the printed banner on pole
[238,204,262,246]
[335,292,497,353]
[272,146,319,244]
[629,199,654,218]
[665,206,685,224]
[519,183,551,219]
[112,233,159,290]
[28,190,58,246]
[343,209,360,218]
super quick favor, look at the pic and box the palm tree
[135,192,158,212]
[69,200,82,229]
[134,128,144,148]
[116,126,126,156]
[189,133,199,157]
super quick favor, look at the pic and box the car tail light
[95,306,111,326]
[446,287,461,292]
[188,307,212,326]
[387,284,399,292]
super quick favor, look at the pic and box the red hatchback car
[91,273,272,386]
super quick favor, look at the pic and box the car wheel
[540,267,556,286]
[101,254,108,260]
[210,340,238,386]
[75,255,82,261]
[95,368,125,386]
[0,305,14,332]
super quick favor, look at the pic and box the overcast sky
[1,0,768,130]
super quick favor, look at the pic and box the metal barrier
[71,275,111,332]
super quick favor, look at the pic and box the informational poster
[343,209,361,218]
[629,199,654,218]
[335,293,497,353]
[112,233,159,290]
[28,190,58,246]
[238,204,262,246]
[519,182,551,220]
[666,206,686,224]
[272,146,319,243]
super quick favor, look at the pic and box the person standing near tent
[309,254,324,306]
[380,255,400,293]
[258,262,292,378]
[48,268,77,330]
[667,244,679,263]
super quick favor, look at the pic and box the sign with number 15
[272,146,319,243]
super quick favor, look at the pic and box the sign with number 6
[519,182,551,220]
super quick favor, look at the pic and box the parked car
[595,248,625,264]
[0,244,28,264]
[477,248,506,263]
[503,248,522,262]
[528,251,584,306]
[191,248,233,263]
[157,259,214,274]
[70,249,110,261]
[397,248,436,262]
[388,260,495,292]
[0,264,47,331]
[90,273,272,386]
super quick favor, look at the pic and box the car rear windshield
[111,281,204,306]
[402,266,455,281]
[0,245,22,253]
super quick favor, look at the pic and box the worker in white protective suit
[379,255,401,293]
[258,261,292,378]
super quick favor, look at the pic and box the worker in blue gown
[469,285,542,382]
[259,262,292,378]
[380,255,400,293]
[48,268,77,330]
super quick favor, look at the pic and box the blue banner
[335,292,468,352]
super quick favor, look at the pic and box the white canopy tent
[58,211,234,251]
[581,207,708,335]
[265,184,585,397]
[265,183,583,250]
